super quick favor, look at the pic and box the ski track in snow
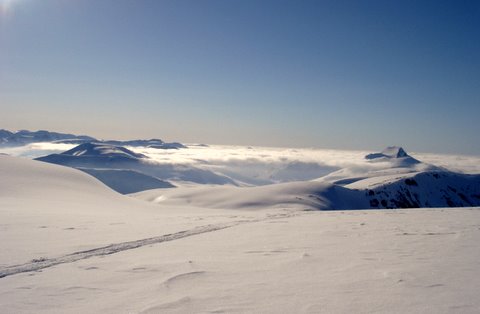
[0,211,300,279]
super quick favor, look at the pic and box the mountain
[356,170,480,209]
[317,146,438,186]
[102,139,164,147]
[35,142,236,192]
[148,142,187,149]
[0,129,14,144]
[61,142,146,159]
[0,129,95,147]
[366,146,410,159]
[134,147,480,210]
[0,129,187,149]
[34,143,164,193]
[35,142,146,168]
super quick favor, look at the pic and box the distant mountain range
[0,129,186,149]
[4,129,479,209]
[0,129,95,146]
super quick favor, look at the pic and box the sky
[0,0,479,154]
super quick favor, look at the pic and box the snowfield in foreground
[1,154,480,313]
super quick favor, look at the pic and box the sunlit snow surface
[1,154,480,313]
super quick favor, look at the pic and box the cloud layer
[2,143,480,186]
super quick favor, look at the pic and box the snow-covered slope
[12,141,480,209]
[134,181,366,210]
[36,142,146,165]
[0,155,230,266]
[351,171,480,208]
[2,154,480,313]
[318,146,438,186]
[3,184,480,314]
[33,143,171,194]
[341,147,480,208]
[134,147,480,210]
[35,143,236,191]
[79,168,174,194]
[0,154,129,202]
[62,142,146,158]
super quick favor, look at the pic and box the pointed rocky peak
[380,146,408,158]
[365,146,418,164]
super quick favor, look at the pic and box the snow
[1,144,480,313]
[61,142,146,159]
[132,147,480,210]
[0,155,231,265]
[132,181,367,211]
[34,143,236,190]
[79,168,174,194]
[2,177,480,313]
[0,129,95,147]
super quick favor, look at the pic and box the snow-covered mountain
[148,142,187,149]
[135,147,480,210]
[101,139,165,147]
[61,142,146,158]
[331,147,479,208]
[0,129,187,149]
[318,146,437,186]
[365,146,414,160]
[7,134,479,209]
[0,129,95,146]
[35,142,236,192]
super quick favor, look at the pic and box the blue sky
[1,0,479,154]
